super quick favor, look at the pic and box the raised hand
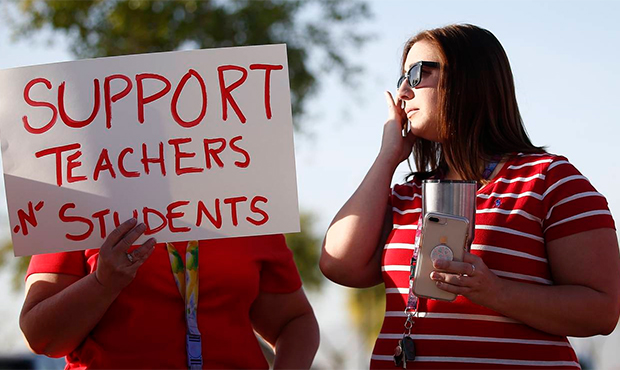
[380,91,416,169]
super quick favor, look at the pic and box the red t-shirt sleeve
[258,234,302,294]
[542,156,616,241]
[25,251,88,280]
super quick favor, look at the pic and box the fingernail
[129,217,137,224]
[430,272,439,280]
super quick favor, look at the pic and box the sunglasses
[397,61,440,89]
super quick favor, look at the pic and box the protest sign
[0,44,300,256]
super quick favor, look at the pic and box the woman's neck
[443,156,507,181]
[443,168,463,180]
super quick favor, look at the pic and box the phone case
[412,212,470,301]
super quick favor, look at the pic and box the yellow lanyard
[167,241,202,369]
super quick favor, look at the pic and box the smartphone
[413,212,470,301]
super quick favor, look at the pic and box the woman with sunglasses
[321,24,619,368]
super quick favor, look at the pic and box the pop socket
[430,244,454,263]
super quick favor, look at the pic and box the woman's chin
[409,128,440,142]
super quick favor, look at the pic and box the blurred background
[1,0,619,369]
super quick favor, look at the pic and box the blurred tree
[4,0,371,129]
[348,284,385,349]
[0,240,30,291]
[285,212,323,291]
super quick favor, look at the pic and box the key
[393,339,404,367]
[402,335,416,364]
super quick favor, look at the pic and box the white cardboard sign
[0,44,300,256]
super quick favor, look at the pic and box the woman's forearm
[490,279,619,337]
[434,244,620,337]
[21,220,156,357]
[273,312,320,369]
[20,273,122,357]
[483,231,620,337]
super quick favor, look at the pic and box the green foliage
[0,240,30,291]
[348,284,385,349]
[285,212,323,291]
[7,0,371,127]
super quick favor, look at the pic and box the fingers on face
[384,91,396,109]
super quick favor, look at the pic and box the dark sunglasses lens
[397,75,406,89]
[408,64,421,88]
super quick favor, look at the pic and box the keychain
[393,313,416,368]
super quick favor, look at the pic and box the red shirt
[26,234,302,369]
[371,153,615,369]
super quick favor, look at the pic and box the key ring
[404,312,415,335]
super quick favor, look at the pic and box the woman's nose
[397,81,414,101]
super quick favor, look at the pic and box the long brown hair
[403,24,545,181]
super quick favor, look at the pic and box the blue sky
[1,0,619,367]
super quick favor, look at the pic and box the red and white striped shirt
[371,153,615,369]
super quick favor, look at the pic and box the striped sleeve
[541,156,615,241]
[390,181,423,228]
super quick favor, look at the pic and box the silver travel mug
[421,180,477,247]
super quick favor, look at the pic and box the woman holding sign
[321,24,620,368]
[20,220,319,369]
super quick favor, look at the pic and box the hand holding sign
[94,218,157,292]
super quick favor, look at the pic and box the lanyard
[481,159,500,181]
[167,241,203,369]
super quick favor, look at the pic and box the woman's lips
[406,109,419,119]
